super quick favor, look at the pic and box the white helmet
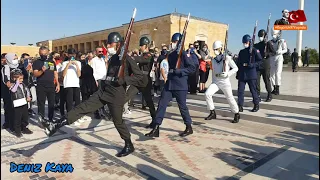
[212,41,223,50]
[272,29,280,35]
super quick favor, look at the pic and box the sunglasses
[98,51,103,53]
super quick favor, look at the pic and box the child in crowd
[10,69,33,137]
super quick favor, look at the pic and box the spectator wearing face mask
[19,53,37,116]
[1,53,20,130]
[55,52,66,117]
[91,46,108,119]
[61,48,81,113]
[79,52,97,102]
[9,69,33,137]
[187,43,199,94]
[198,44,212,93]
[32,46,60,123]
[1,53,7,100]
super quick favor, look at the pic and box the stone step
[283,66,319,72]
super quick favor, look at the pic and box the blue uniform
[155,51,197,125]
[236,47,262,106]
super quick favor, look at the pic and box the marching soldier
[205,40,240,123]
[145,33,198,137]
[43,32,144,157]
[237,34,262,112]
[254,29,272,102]
[269,29,287,95]
[125,37,156,127]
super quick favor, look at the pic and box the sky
[1,0,319,54]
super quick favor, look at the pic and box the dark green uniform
[125,52,156,120]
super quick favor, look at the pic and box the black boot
[251,104,259,112]
[271,85,276,94]
[232,113,240,123]
[204,110,216,120]
[145,125,160,137]
[145,122,155,129]
[179,124,193,137]
[115,139,135,157]
[238,105,243,112]
[38,116,50,129]
[265,93,272,102]
[274,85,280,95]
[45,116,69,137]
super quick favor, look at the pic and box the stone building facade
[1,45,40,58]
[39,13,228,56]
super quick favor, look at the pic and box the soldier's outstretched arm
[124,55,144,86]
[227,56,238,76]
[276,40,288,55]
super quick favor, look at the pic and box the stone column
[296,0,304,67]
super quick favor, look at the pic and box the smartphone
[24,59,29,68]
[44,62,49,69]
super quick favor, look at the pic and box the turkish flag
[288,10,307,23]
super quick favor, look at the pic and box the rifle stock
[175,13,190,69]
[117,8,137,78]
[249,20,258,63]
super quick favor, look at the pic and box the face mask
[203,48,208,51]
[161,50,167,56]
[259,37,264,42]
[214,50,220,56]
[108,48,116,55]
[40,55,47,60]
[272,35,278,39]
[194,45,199,49]
[171,43,177,50]
[243,43,249,48]
[12,60,19,65]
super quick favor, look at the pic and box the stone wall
[1,45,40,58]
[47,13,227,54]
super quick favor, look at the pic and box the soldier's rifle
[117,8,137,78]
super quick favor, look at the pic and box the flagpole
[296,0,304,67]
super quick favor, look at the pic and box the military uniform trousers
[125,77,156,120]
[257,68,272,95]
[66,81,130,140]
[154,88,192,125]
[238,80,260,106]
[205,79,239,113]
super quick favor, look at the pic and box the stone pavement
[205,71,319,98]
[1,82,319,180]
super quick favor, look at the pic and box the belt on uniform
[142,71,149,75]
[106,76,116,81]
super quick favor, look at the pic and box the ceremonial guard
[205,41,240,123]
[269,29,287,95]
[254,29,272,102]
[125,36,156,127]
[145,32,198,137]
[43,32,144,157]
[236,35,262,112]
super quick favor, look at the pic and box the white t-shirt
[56,63,64,87]
[61,60,81,88]
[91,56,107,81]
[160,60,169,81]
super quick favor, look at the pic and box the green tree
[283,48,291,64]
[301,48,319,64]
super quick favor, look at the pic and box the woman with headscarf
[1,53,19,131]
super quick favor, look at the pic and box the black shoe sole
[179,132,193,137]
[115,149,134,157]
